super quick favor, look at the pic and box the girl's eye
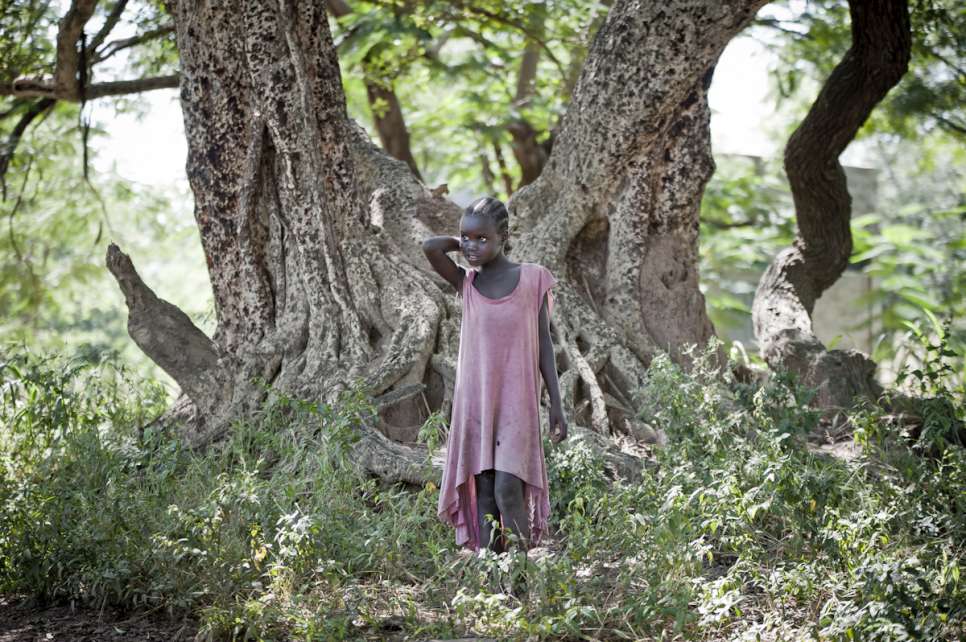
[480,237,487,242]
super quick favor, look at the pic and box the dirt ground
[0,595,196,642]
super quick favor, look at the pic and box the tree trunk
[752,0,911,412]
[108,0,766,471]
[365,80,423,181]
[507,31,546,189]
[325,0,423,181]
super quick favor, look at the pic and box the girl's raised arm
[422,235,464,291]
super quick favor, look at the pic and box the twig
[7,155,34,263]
[0,97,55,198]
[92,24,175,64]
[87,0,128,54]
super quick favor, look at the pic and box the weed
[1,343,963,640]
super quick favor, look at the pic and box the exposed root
[363,255,443,395]
[105,243,231,418]
[564,426,650,483]
[561,329,609,433]
[354,427,437,486]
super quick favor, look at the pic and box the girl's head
[459,196,511,267]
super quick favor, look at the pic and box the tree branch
[87,0,129,54]
[932,111,966,137]
[54,0,99,100]
[0,98,55,199]
[0,101,29,121]
[752,16,810,40]
[105,243,228,411]
[752,0,911,410]
[85,74,180,98]
[92,24,175,64]
[3,74,180,99]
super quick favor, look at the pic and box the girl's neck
[478,254,514,273]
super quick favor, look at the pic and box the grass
[0,342,963,641]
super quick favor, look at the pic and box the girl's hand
[549,403,568,444]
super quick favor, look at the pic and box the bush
[1,346,963,640]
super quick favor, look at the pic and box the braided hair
[464,196,512,255]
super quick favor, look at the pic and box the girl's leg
[475,470,503,552]
[493,471,530,549]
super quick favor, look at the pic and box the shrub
[1,344,963,640]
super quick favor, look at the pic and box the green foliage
[2,345,963,639]
[333,0,606,196]
[1,0,194,383]
[699,144,966,376]
[759,0,966,139]
[417,409,448,454]
[0,0,177,88]
[699,2,966,373]
[0,0,57,83]
[0,104,210,382]
[699,154,795,337]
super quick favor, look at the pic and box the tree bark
[53,0,98,100]
[509,1,765,424]
[752,0,911,411]
[107,0,766,464]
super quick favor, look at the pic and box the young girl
[422,196,567,552]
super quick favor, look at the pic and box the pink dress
[437,262,558,550]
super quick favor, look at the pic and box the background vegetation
[1,343,962,639]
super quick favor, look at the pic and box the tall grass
[1,344,963,640]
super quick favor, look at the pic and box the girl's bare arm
[538,295,567,442]
[422,235,464,291]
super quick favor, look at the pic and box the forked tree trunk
[752,0,911,412]
[108,0,766,479]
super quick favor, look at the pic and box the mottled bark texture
[509,0,765,431]
[109,0,763,478]
[752,0,911,411]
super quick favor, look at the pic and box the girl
[422,196,567,553]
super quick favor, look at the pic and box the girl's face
[459,215,504,267]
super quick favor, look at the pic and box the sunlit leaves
[0,0,58,83]
[759,0,965,139]
[699,155,796,333]
[331,0,606,196]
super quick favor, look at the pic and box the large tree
[752,0,912,411]
[2,0,914,479]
